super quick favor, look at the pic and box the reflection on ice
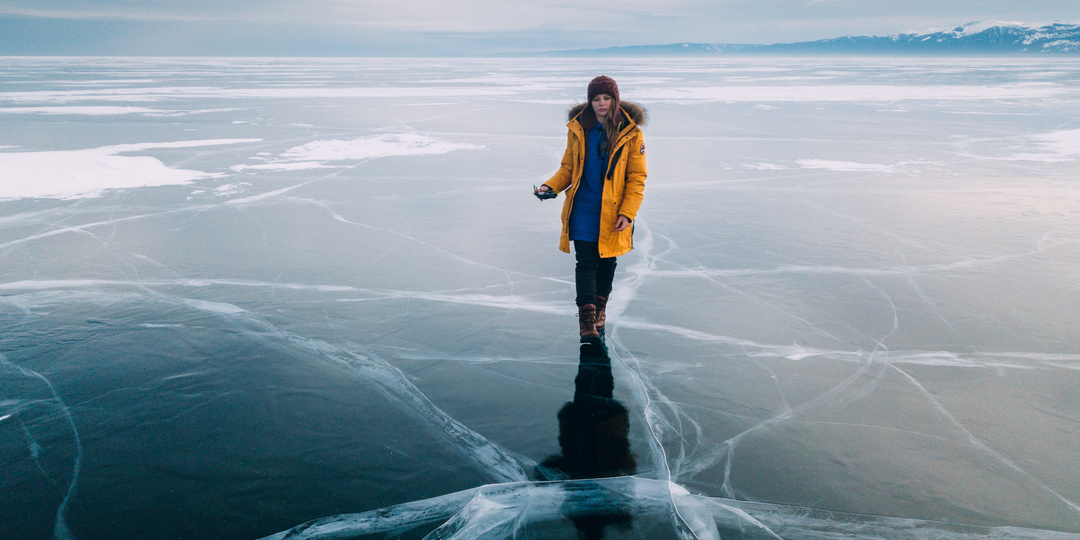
[541,343,636,482]
[540,343,639,538]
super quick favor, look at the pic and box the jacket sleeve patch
[639,143,646,155]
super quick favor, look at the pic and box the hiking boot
[594,295,608,333]
[578,303,600,342]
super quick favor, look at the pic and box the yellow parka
[544,101,648,258]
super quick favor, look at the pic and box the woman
[535,75,647,342]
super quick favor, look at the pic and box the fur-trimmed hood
[567,100,648,127]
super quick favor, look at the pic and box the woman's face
[591,94,613,119]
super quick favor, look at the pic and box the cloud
[1,0,586,30]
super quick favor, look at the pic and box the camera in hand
[534,185,558,200]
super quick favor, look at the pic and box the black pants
[574,241,617,307]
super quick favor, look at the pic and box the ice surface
[2,56,1079,539]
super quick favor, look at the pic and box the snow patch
[181,298,248,315]
[232,133,483,172]
[0,106,241,117]
[1043,39,1080,51]
[0,139,260,200]
[1004,129,1080,162]
[0,85,527,105]
[797,159,896,173]
[953,21,1030,36]
[233,161,339,172]
[914,21,1031,36]
[0,106,164,115]
[213,183,250,196]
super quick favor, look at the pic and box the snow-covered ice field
[1,56,1079,539]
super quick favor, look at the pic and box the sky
[1,0,1079,56]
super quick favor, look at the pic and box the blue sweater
[568,122,607,242]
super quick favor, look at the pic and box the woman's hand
[614,215,632,232]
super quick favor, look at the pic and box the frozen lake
[2,56,1079,539]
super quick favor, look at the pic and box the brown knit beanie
[587,75,619,103]
[587,76,620,124]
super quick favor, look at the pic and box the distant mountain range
[541,22,1080,56]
